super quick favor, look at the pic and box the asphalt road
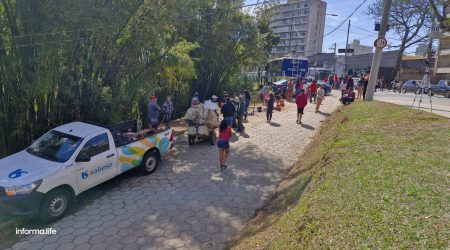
[374,91,450,118]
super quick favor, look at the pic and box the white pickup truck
[0,120,173,222]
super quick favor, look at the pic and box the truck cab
[0,121,173,222]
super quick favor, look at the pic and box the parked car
[401,80,428,94]
[0,120,174,222]
[304,79,332,96]
[429,80,450,98]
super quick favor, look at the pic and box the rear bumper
[0,192,44,216]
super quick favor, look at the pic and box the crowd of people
[147,72,376,170]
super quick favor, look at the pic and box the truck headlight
[5,179,42,196]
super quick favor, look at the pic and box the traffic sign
[338,48,355,53]
[374,37,387,49]
[375,23,390,31]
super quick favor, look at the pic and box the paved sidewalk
[9,91,341,250]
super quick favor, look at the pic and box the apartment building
[434,5,450,79]
[347,39,373,55]
[269,0,327,58]
[415,43,427,57]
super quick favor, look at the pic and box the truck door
[75,132,117,192]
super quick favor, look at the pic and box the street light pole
[365,0,393,101]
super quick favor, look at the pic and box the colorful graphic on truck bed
[118,132,171,172]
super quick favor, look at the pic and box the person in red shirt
[295,89,308,124]
[333,74,339,89]
[341,87,356,105]
[217,119,232,169]
[309,80,318,103]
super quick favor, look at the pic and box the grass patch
[229,101,450,249]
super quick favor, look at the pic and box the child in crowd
[217,119,232,170]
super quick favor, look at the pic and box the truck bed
[107,120,171,148]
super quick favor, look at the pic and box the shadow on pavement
[4,107,312,249]
[300,123,315,130]
[318,112,331,117]
[269,122,281,127]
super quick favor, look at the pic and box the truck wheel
[140,151,159,175]
[39,188,72,223]
[209,131,216,145]
[401,88,406,93]
[445,91,450,98]
[188,135,195,145]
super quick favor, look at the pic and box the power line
[323,0,369,37]
[325,24,374,37]
[352,24,377,34]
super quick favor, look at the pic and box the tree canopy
[0,0,278,157]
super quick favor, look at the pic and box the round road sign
[374,37,387,49]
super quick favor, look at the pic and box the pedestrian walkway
[9,91,341,250]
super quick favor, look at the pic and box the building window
[304,10,308,14]
[304,3,308,7]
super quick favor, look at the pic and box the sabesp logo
[80,163,112,180]
[9,169,28,179]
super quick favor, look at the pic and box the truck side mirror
[76,152,91,162]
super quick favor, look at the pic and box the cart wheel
[188,135,195,145]
[209,131,216,145]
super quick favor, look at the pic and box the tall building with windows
[347,39,373,55]
[434,5,450,79]
[415,43,427,57]
[269,0,327,58]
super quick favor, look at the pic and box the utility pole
[365,0,393,101]
[331,42,337,75]
[343,20,351,77]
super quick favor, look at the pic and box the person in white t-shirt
[315,85,326,113]
[340,80,347,97]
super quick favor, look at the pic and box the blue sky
[244,0,413,55]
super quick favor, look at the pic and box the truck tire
[140,151,159,175]
[446,91,450,98]
[39,188,72,223]
[401,88,406,93]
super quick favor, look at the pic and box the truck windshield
[26,131,82,163]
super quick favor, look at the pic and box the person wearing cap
[315,84,325,113]
[162,95,174,129]
[148,95,161,131]
[310,80,318,103]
